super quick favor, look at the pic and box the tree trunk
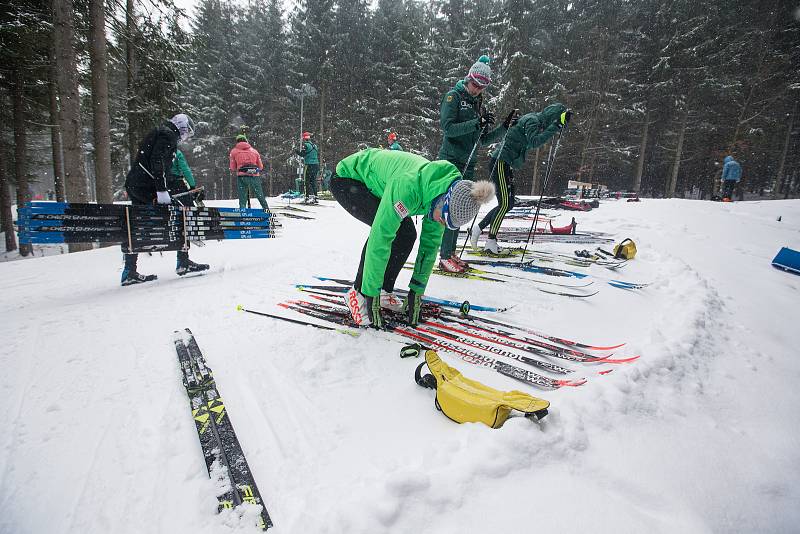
[12,67,32,256]
[126,0,137,165]
[773,101,796,198]
[633,108,650,192]
[49,39,66,202]
[52,0,91,252]
[89,0,113,204]
[319,84,325,141]
[0,133,17,252]
[667,107,689,198]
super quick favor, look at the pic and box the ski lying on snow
[292,285,625,353]
[244,300,586,389]
[302,293,636,365]
[173,329,273,530]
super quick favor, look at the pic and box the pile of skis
[461,227,613,245]
[17,201,279,252]
[238,279,641,391]
[462,258,649,290]
[173,329,273,530]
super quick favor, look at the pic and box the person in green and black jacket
[437,55,507,273]
[470,104,571,254]
[170,149,204,206]
[331,148,494,329]
[296,131,320,204]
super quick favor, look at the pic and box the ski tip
[598,369,614,375]
[558,378,587,387]
[606,354,641,364]
[236,304,244,311]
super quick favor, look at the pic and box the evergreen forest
[1,0,799,253]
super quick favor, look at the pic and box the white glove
[156,190,171,204]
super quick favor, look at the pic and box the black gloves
[557,110,573,128]
[364,295,384,329]
[479,112,496,130]
[405,290,423,326]
[503,108,520,128]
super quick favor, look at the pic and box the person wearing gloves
[437,55,508,273]
[331,148,495,329]
[296,131,320,204]
[720,155,742,201]
[229,134,269,209]
[470,104,571,254]
[388,132,403,151]
[121,113,209,286]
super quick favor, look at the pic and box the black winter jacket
[125,121,180,192]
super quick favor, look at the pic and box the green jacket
[335,148,461,297]
[170,150,195,187]
[297,140,319,164]
[389,141,403,151]
[438,80,506,178]
[491,104,566,169]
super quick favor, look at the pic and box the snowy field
[1,197,799,534]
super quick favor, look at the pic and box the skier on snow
[296,131,320,204]
[470,104,571,254]
[720,155,742,201]
[437,55,509,273]
[121,113,209,286]
[331,148,495,328]
[229,134,269,210]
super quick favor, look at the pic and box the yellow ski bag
[411,347,549,428]
[613,238,637,260]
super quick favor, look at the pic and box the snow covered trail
[0,198,798,533]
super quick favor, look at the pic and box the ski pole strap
[402,343,425,359]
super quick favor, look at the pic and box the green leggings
[237,176,269,209]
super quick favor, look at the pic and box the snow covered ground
[1,197,798,534]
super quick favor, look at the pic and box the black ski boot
[121,269,157,286]
[176,258,210,276]
[121,253,157,286]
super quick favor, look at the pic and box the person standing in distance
[229,134,269,210]
[296,131,320,204]
[388,132,403,151]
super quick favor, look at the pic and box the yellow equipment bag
[412,347,549,428]
[613,238,637,260]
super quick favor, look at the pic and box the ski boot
[121,269,157,286]
[438,258,465,273]
[345,287,371,326]
[484,238,501,255]
[469,225,482,249]
[380,290,404,312]
[450,254,469,270]
[176,259,210,276]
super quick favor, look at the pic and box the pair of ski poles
[520,123,569,264]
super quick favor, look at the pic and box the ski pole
[458,110,518,257]
[520,124,568,264]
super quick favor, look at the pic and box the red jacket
[229,141,264,176]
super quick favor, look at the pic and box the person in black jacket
[121,113,209,286]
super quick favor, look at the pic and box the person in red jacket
[229,134,269,209]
